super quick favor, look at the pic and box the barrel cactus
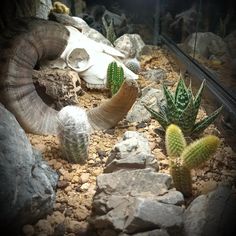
[165,124,220,197]
[57,106,91,164]
[124,58,141,74]
[145,76,222,136]
[107,61,125,96]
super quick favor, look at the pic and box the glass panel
[161,0,236,99]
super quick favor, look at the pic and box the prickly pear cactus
[57,106,91,164]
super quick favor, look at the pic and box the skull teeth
[86,83,107,90]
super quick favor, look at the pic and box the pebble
[65,219,81,234]
[47,211,65,225]
[22,224,34,236]
[80,173,90,184]
[80,183,90,191]
[57,180,69,189]
[74,206,89,221]
[35,219,54,235]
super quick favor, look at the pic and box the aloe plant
[165,124,220,197]
[107,61,125,96]
[145,76,222,136]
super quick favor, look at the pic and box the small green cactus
[170,164,192,197]
[124,58,141,74]
[144,75,222,136]
[165,124,220,197]
[107,61,125,96]
[182,135,220,169]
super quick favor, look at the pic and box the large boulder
[184,185,236,236]
[0,104,58,234]
[183,32,229,58]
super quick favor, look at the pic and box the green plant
[165,124,220,197]
[102,16,117,44]
[124,58,141,74]
[144,76,222,136]
[57,106,91,164]
[107,61,125,96]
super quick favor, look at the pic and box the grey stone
[224,30,236,58]
[105,131,158,172]
[114,34,145,59]
[104,153,158,173]
[124,197,184,235]
[36,0,52,19]
[140,69,167,83]
[96,169,171,197]
[184,185,236,236]
[156,190,184,206]
[120,229,169,236]
[0,104,58,233]
[183,32,229,58]
[126,88,164,123]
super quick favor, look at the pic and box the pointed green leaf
[174,78,190,112]
[191,106,222,135]
[163,84,178,123]
[178,97,196,135]
[193,80,205,116]
[144,105,169,129]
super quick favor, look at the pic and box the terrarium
[0,0,235,235]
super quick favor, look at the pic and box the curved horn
[0,18,69,134]
[87,78,139,130]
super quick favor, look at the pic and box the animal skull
[60,26,138,89]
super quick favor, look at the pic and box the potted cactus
[165,124,220,197]
[144,76,222,136]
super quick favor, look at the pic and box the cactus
[144,74,222,136]
[181,135,220,169]
[165,124,187,157]
[124,58,141,74]
[57,106,91,164]
[165,124,220,197]
[170,164,192,197]
[107,61,125,96]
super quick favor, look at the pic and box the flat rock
[96,169,172,196]
[140,68,167,83]
[125,197,184,235]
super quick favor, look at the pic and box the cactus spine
[107,61,125,96]
[57,106,91,164]
[165,124,220,197]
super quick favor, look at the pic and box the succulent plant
[107,61,125,96]
[145,76,222,136]
[124,58,141,74]
[102,16,117,44]
[57,106,91,164]
[165,124,220,197]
